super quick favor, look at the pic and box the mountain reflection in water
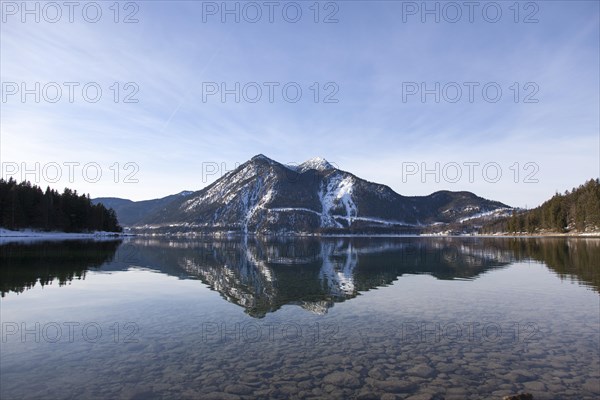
[2,237,598,317]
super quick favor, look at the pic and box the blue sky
[1,0,598,208]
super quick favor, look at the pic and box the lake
[1,237,599,399]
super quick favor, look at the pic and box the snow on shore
[0,228,130,244]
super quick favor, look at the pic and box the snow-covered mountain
[122,154,509,234]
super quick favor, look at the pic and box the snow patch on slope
[320,174,358,228]
[183,163,253,212]
[459,207,513,223]
[243,182,275,233]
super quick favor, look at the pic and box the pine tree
[483,178,600,234]
[0,179,122,232]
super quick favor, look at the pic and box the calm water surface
[1,237,599,399]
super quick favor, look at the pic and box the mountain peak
[299,157,335,172]
[251,154,273,162]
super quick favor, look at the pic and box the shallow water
[1,237,599,399]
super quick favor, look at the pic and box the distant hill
[92,191,193,226]
[482,178,600,234]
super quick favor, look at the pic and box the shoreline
[129,231,600,239]
[2,228,598,242]
[0,229,131,243]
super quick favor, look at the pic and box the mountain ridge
[92,190,193,227]
[94,154,510,234]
